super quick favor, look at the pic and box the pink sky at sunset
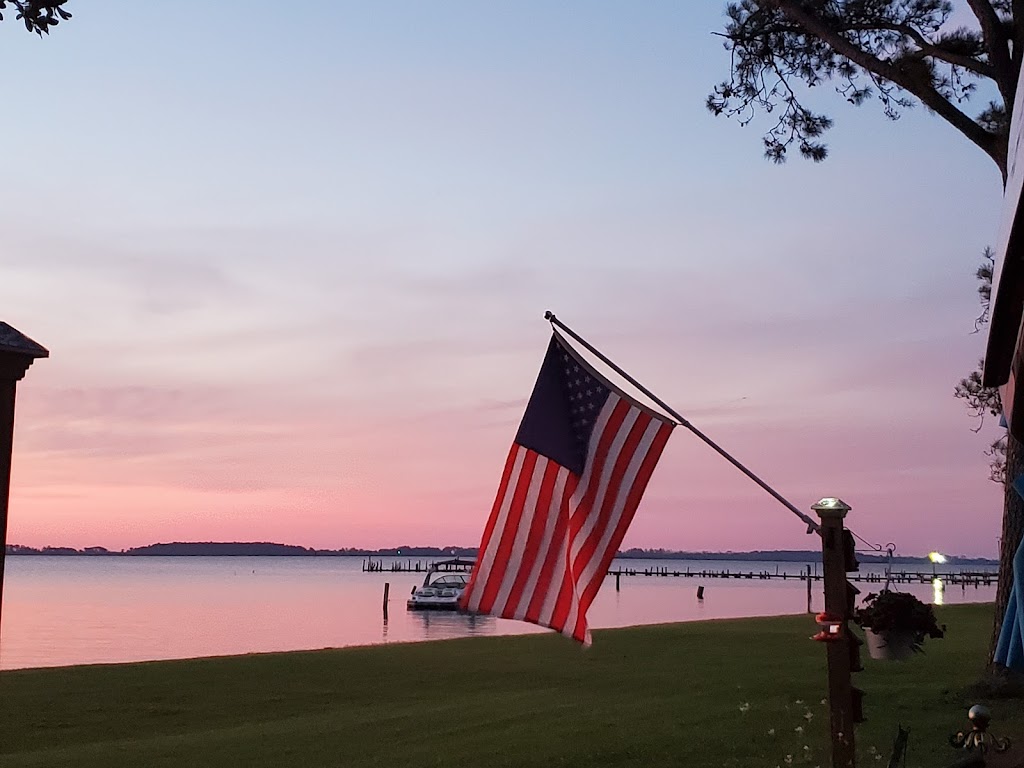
[1,1,1007,558]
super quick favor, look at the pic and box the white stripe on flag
[570,406,640,564]
[465,445,526,613]
[491,456,548,615]
[573,417,662,610]
[536,395,620,630]
[510,466,569,621]
[561,404,641,637]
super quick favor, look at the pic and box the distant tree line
[4,542,482,557]
[4,542,996,564]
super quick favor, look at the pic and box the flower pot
[865,629,916,661]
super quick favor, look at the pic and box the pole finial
[544,311,556,323]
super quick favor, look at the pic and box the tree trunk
[990,432,1024,665]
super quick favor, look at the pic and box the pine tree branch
[846,21,995,79]
[763,0,1006,175]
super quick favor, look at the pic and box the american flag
[460,332,675,645]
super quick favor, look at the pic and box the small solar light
[812,611,844,643]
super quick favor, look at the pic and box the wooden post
[0,379,15,651]
[0,324,48,654]
[806,564,813,613]
[615,572,620,591]
[382,582,390,621]
[812,498,857,768]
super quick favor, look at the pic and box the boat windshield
[424,573,469,589]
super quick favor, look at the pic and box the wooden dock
[363,558,475,574]
[362,559,996,587]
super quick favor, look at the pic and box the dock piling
[806,565,812,613]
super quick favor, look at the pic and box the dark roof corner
[0,322,49,359]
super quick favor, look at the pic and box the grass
[0,604,1018,768]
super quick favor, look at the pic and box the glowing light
[932,578,944,605]
[928,552,947,564]
[811,497,851,513]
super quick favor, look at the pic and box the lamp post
[0,322,48,651]
[811,497,860,768]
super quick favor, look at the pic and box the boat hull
[406,598,463,611]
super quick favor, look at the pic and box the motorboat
[406,568,471,611]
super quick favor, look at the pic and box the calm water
[0,556,996,670]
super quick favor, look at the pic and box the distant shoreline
[3,541,998,565]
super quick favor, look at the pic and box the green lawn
[0,604,1017,768]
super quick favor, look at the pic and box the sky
[0,2,1008,557]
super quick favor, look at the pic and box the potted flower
[853,589,944,660]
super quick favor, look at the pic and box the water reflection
[0,556,996,670]
[408,610,496,640]
[933,578,945,606]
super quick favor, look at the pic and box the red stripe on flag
[549,399,631,632]
[524,475,576,624]
[548,564,575,637]
[498,459,560,618]
[572,420,673,640]
[477,450,539,615]
[564,409,653,642]
[572,410,652,583]
[567,399,632,543]
[460,444,520,610]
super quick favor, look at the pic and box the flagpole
[545,311,821,536]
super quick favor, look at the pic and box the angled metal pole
[545,311,820,535]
